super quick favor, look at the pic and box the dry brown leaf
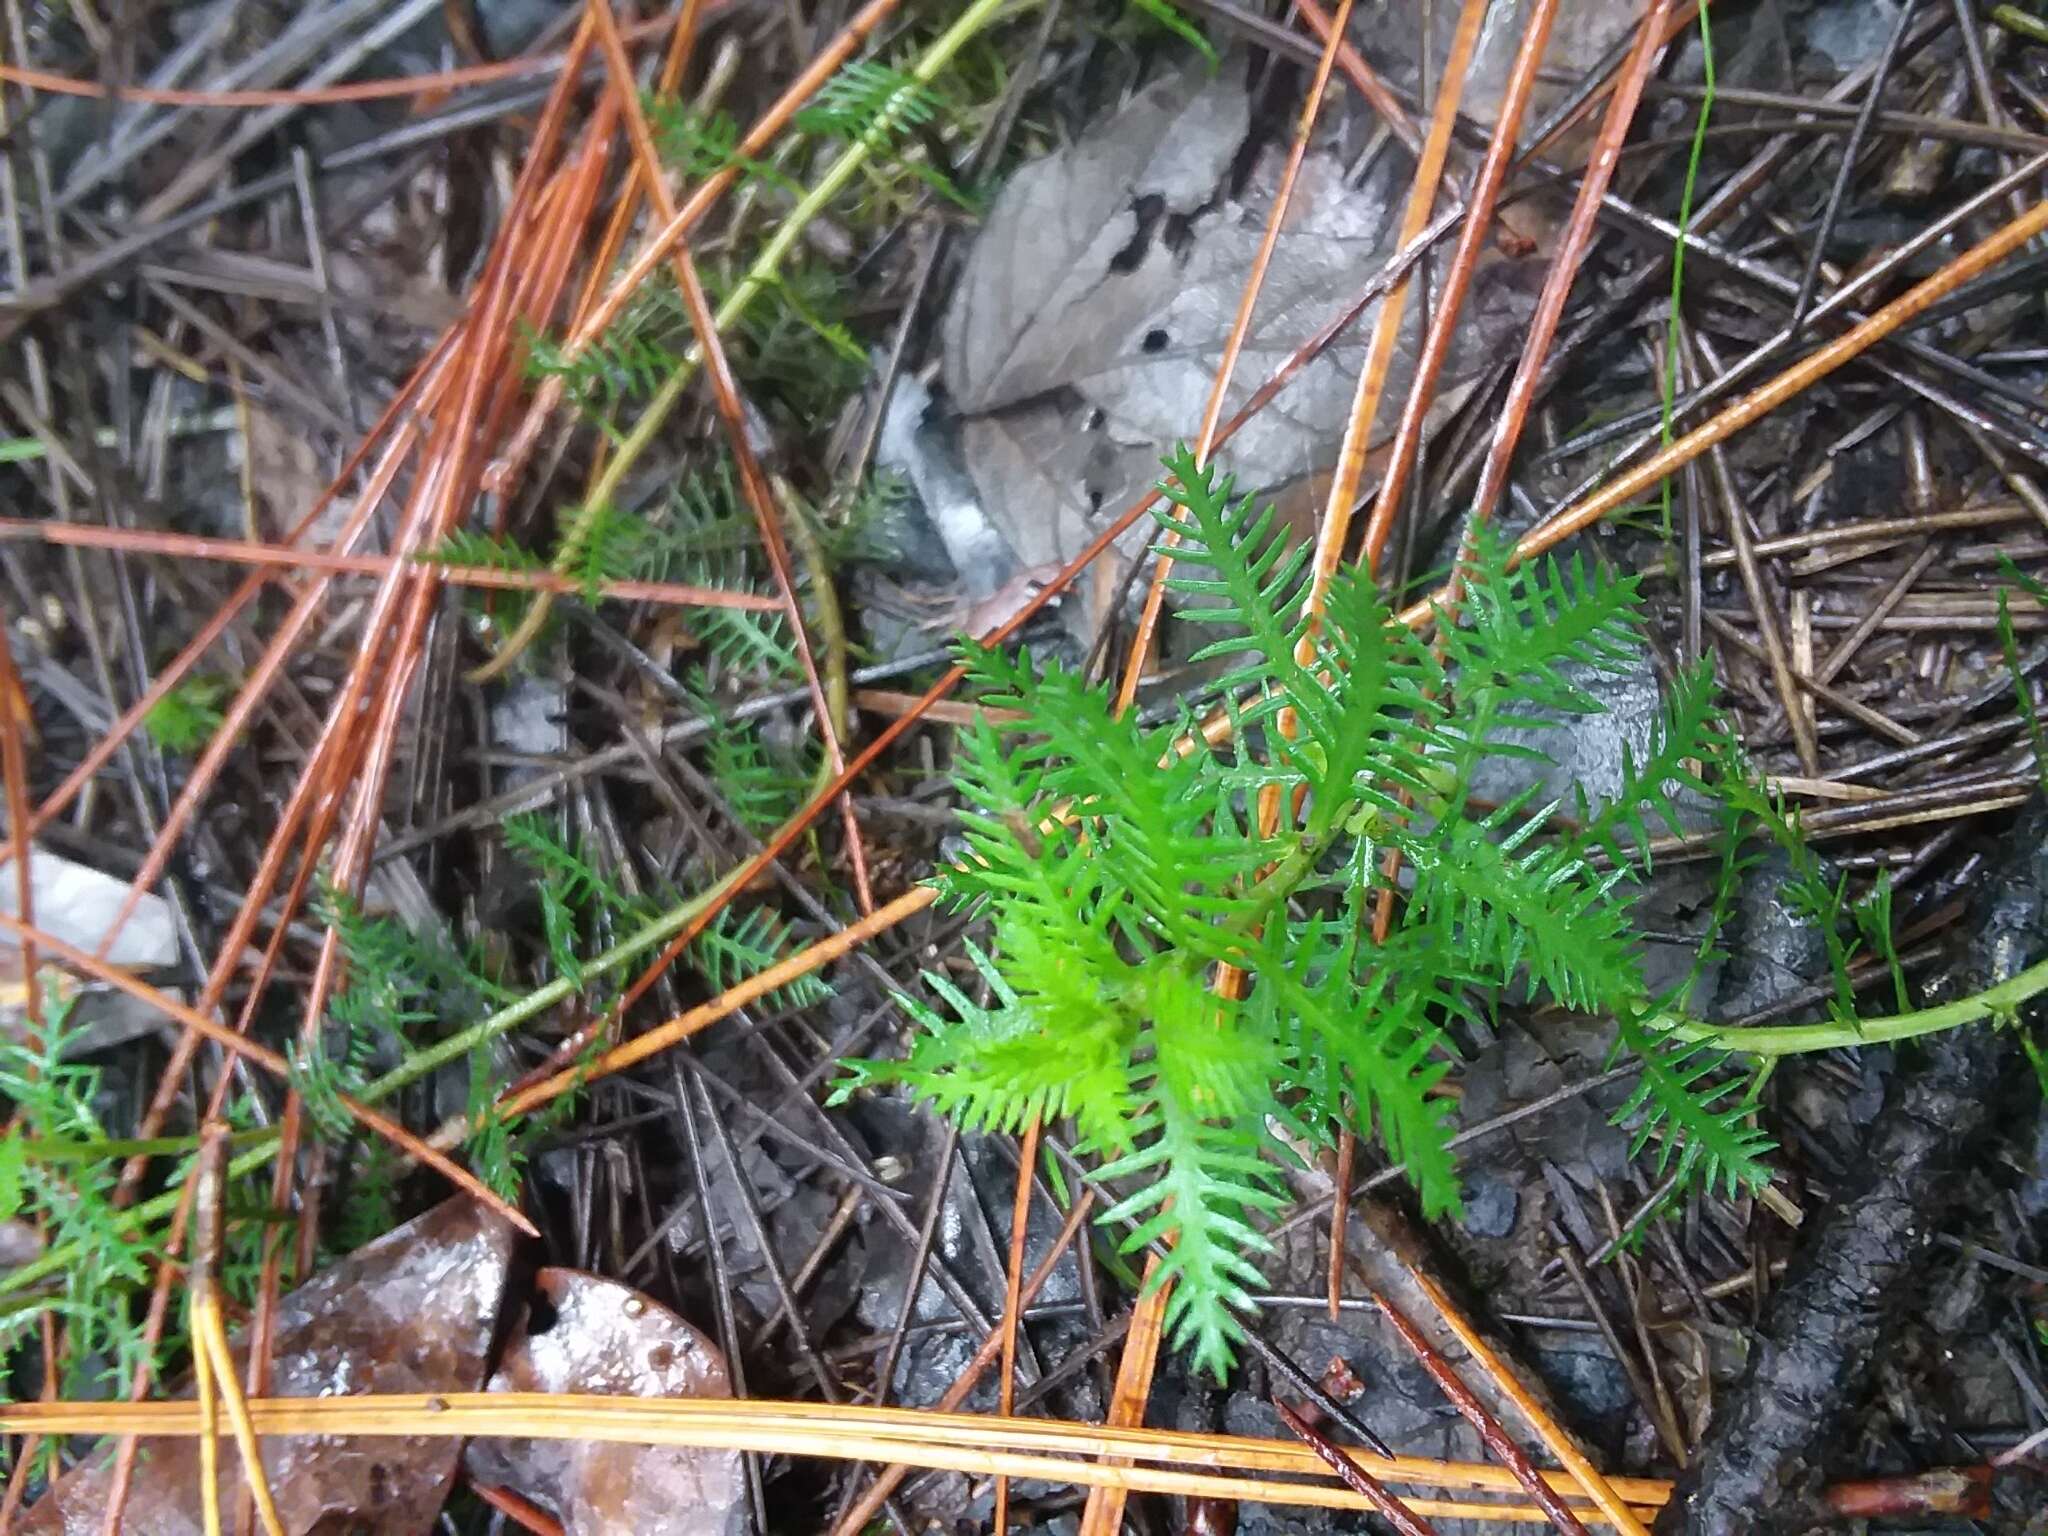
[464,1269,742,1536]
[24,1197,516,1535]
[942,60,1538,587]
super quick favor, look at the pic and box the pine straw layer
[2,1393,1671,1524]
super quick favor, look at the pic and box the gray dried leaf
[943,60,1538,603]
[0,850,177,970]
[942,63,1249,415]
[24,1197,516,1535]
[464,1269,742,1536]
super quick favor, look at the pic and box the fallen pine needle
[1,1392,1668,1524]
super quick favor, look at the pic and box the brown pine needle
[1278,1401,1442,1536]
[0,13,679,109]
[1398,1268,1649,1536]
[1356,0,1560,565]
[0,517,783,609]
[994,1114,1043,1536]
[1371,1289,1592,1536]
[1465,0,1680,527]
[1300,0,1485,606]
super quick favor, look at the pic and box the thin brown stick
[1278,1401,1442,1536]
[0,13,681,108]
[1688,330,1822,776]
[1355,0,1560,565]
[994,1114,1043,1535]
[1396,1268,1649,1536]
[0,518,782,608]
[0,623,40,1036]
[1465,0,1679,524]
[1371,1290,1592,1536]
[1298,0,1484,601]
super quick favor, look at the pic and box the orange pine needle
[0,518,781,609]
[0,14,678,108]
[994,1114,1043,1535]
[582,0,875,915]
[1114,0,1364,716]
[1394,189,2048,630]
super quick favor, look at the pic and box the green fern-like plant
[0,997,163,1397]
[839,447,1744,1376]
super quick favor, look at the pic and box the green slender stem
[15,1127,275,1163]
[1664,952,2048,1058]
[781,483,851,806]
[1657,2,1713,534]
[551,0,1024,578]
[1993,5,2048,44]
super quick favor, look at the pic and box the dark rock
[1459,1169,1520,1239]
[1534,1344,1632,1424]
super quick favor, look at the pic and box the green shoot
[2000,586,2048,796]
[1124,0,1219,68]
[1658,2,1715,536]
[143,675,230,754]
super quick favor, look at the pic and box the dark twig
[1276,1402,1442,1536]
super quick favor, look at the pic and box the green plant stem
[1657,2,1713,532]
[18,1128,276,1163]
[480,0,1021,677]
[779,481,852,806]
[355,879,730,1104]
[0,872,740,1301]
[1664,952,2048,1058]
[1993,5,2048,44]
[549,0,1021,583]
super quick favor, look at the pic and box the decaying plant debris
[2,0,2048,1531]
